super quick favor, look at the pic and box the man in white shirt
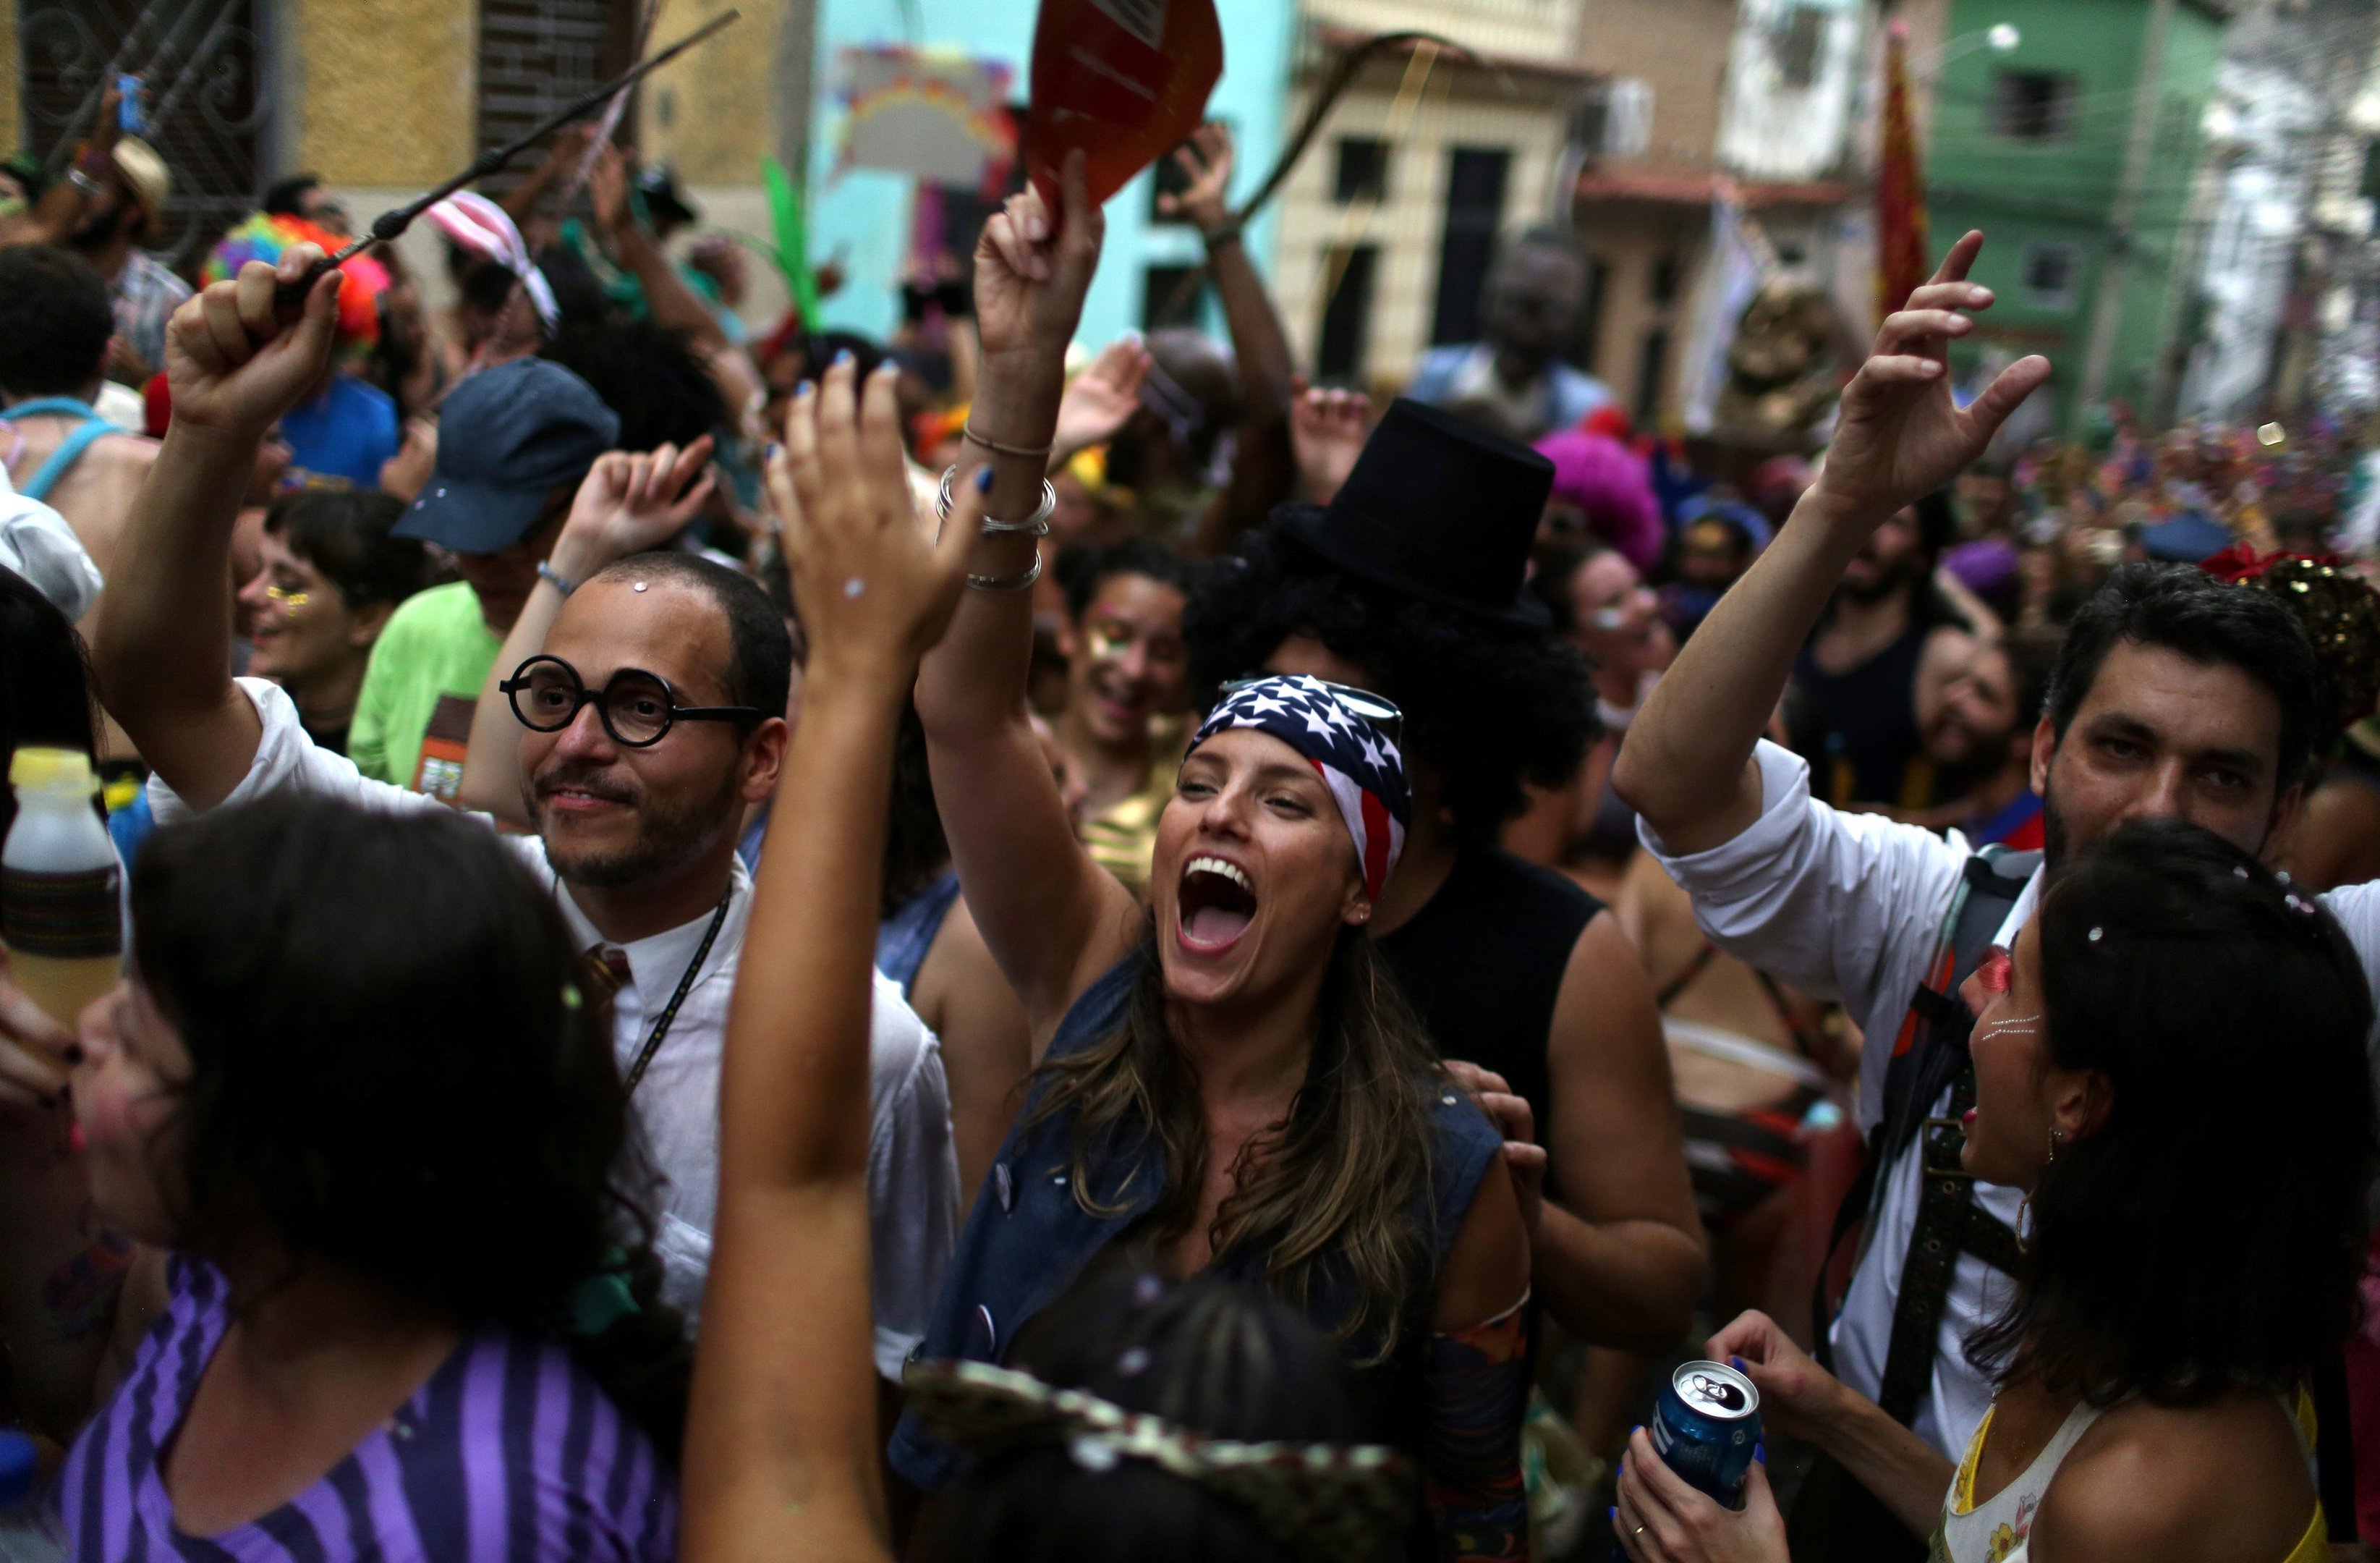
[91,245,959,1378]
[1612,234,2380,1552]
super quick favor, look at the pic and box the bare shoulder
[1551,909,1665,1070]
[2033,1391,2313,1563]
[1432,1151,1529,1331]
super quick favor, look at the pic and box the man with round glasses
[92,249,961,1377]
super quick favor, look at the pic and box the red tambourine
[1024,0,1223,215]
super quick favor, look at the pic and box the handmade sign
[1024,0,1221,211]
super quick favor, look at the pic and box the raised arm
[681,357,971,1563]
[456,438,716,824]
[90,250,345,810]
[913,152,1143,1038]
[1612,233,2050,856]
[1163,124,1301,558]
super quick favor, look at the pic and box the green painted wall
[1926,0,2226,431]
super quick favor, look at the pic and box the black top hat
[634,164,700,229]
[1275,397,1556,628]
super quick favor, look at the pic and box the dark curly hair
[927,1263,1407,1562]
[541,317,730,453]
[1183,525,1599,847]
[130,795,690,1459]
[1965,818,2376,1405]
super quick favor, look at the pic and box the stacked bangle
[938,465,1055,538]
[962,423,1054,461]
[969,556,1045,593]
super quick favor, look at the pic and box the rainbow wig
[205,213,390,358]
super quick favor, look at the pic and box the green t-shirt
[347,580,503,798]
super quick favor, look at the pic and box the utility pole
[2079,0,2179,418]
[773,0,819,187]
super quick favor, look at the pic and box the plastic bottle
[0,1428,63,1562]
[1,748,122,1029]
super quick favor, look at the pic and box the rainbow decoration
[204,213,391,355]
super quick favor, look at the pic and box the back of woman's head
[131,796,682,1415]
[0,565,98,840]
[1973,817,2378,1403]
[926,1266,1406,1563]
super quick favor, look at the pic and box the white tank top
[1931,1391,2327,1563]
[1931,1399,2103,1563]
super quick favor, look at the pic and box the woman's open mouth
[1176,854,1257,954]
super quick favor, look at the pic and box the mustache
[532,761,639,805]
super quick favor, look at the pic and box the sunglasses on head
[1219,677,1404,746]
[499,654,765,749]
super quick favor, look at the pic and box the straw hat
[109,137,171,219]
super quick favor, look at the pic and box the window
[2018,242,2083,311]
[1431,147,1513,347]
[1579,255,1612,371]
[1650,251,1683,308]
[1634,326,1672,428]
[1772,4,1827,90]
[480,0,642,178]
[20,0,273,271]
[1142,266,1211,333]
[1992,70,2078,142]
[1334,138,1390,203]
[1317,245,1380,380]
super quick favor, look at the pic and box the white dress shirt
[151,678,961,1377]
[1642,739,2380,1459]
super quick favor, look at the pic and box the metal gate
[17,0,271,274]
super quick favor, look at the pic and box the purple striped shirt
[59,1256,678,1562]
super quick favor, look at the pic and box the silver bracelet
[537,559,579,597]
[967,554,1045,593]
[938,465,1055,538]
[67,169,104,198]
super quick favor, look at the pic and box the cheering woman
[862,157,1532,1558]
[1615,818,2374,1563]
[685,341,1429,1563]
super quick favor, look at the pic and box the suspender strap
[1809,846,2041,1382]
[1,399,111,504]
[1873,1065,2024,1423]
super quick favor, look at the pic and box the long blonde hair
[1026,928,1441,1361]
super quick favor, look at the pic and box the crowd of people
[3,87,2380,1563]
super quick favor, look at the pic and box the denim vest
[888,952,1503,1489]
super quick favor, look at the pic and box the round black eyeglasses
[499,654,766,748]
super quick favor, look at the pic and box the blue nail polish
[832,348,852,367]
[795,379,813,396]
[1731,1355,1746,1372]
[975,465,995,494]
[765,442,782,461]
[1608,1507,1618,1523]
[1754,1439,1767,1465]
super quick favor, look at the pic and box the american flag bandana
[1189,676,1411,900]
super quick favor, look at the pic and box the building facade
[1925,0,2230,433]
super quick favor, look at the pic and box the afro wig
[1184,524,1600,848]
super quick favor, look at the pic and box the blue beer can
[1649,1360,1761,1508]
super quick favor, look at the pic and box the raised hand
[1052,335,1153,464]
[773,359,972,680]
[1702,1309,1844,1441]
[974,148,1104,376]
[551,434,717,581]
[1445,1059,1544,1240]
[589,141,632,239]
[163,247,343,444]
[1290,378,1371,504]
[1809,232,2049,534]
[1155,122,1236,234]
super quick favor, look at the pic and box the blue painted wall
[804,0,1296,350]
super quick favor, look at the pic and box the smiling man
[1612,233,2380,1558]
[93,252,960,1374]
